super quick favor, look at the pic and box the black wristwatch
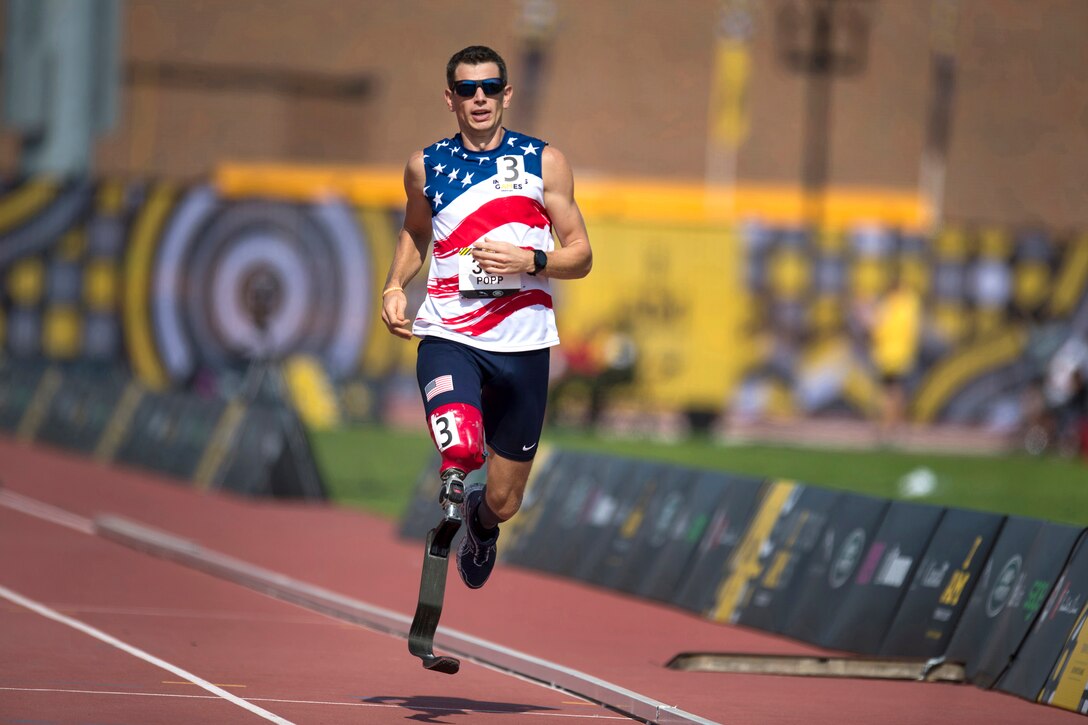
[528,249,548,276]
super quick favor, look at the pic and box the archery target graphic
[150,186,370,382]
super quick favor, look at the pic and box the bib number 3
[458,250,521,298]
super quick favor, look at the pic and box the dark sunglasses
[452,78,505,98]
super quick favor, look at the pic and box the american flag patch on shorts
[425,374,454,402]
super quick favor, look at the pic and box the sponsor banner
[781,493,891,645]
[667,473,769,614]
[879,508,1005,658]
[947,518,1082,688]
[734,486,842,634]
[567,458,654,584]
[584,463,695,594]
[999,531,1088,702]
[35,364,128,453]
[820,500,944,654]
[1042,596,1088,713]
[113,390,225,480]
[502,449,592,571]
[625,467,699,603]
[705,480,798,623]
[0,357,47,431]
[635,468,731,596]
[523,451,618,577]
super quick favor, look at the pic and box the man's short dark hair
[446,46,507,88]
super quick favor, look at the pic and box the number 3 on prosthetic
[431,411,461,451]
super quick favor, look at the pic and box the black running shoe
[456,487,499,589]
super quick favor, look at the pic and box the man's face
[445,62,512,135]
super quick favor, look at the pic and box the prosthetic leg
[408,468,465,674]
[408,403,485,674]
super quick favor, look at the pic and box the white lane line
[0,489,94,534]
[0,586,295,725]
[0,687,629,720]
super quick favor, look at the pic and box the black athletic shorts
[416,336,550,461]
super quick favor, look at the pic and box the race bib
[493,155,526,191]
[458,249,521,298]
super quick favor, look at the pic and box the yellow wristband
[382,286,404,297]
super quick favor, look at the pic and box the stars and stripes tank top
[411,129,559,352]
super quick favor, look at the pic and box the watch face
[534,250,547,271]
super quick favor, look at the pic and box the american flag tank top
[411,129,559,352]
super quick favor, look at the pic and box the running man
[381,45,592,589]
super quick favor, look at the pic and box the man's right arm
[381,152,432,340]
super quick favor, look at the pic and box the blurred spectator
[1027,334,1088,459]
[548,322,638,428]
[857,273,922,440]
[592,323,638,423]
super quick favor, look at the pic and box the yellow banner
[554,219,745,410]
[709,39,751,147]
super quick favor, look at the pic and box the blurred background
[1,0,1086,520]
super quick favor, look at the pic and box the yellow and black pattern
[126,184,374,387]
[3,174,1087,426]
[0,178,115,360]
[736,223,1088,423]
[1,178,383,389]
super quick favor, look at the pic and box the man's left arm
[538,146,592,279]
[471,146,592,279]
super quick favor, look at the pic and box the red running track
[0,436,1083,725]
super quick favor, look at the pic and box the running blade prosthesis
[408,469,465,674]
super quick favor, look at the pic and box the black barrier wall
[946,518,1083,688]
[34,364,128,453]
[878,509,1005,658]
[574,461,673,587]
[398,448,1088,719]
[1041,591,1088,712]
[0,359,51,434]
[671,473,769,615]
[113,390,225,480]
[998,530,1088,704]
[539,453,625,577]
[637,470,764,605]
[606,465,699,596]
[734,486,841,634]
[819,500,945,654]
[781,492,890,645]
[0,358,326,499]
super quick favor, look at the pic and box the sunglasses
[452,78,505,98]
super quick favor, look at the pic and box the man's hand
[381,290,413,339]
[471,237,534,275]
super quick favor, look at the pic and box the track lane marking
[163,680,247,688]
[0,586,295,725]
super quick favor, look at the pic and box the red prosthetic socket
[427,402,486,474]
